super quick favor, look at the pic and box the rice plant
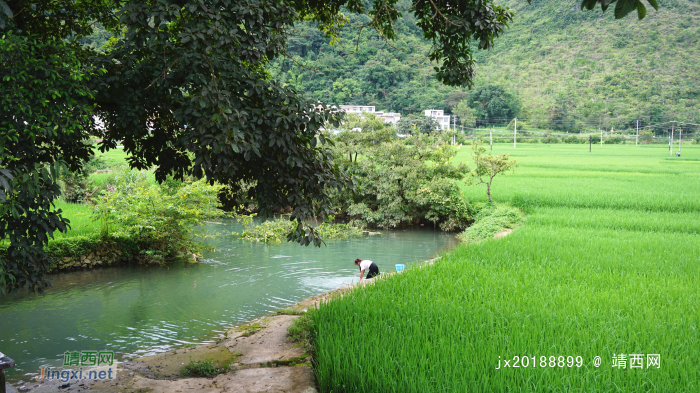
[311,144,700,392]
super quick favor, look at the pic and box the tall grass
[53,200,100,238]
[311,144,700,392]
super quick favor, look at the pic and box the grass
[458,204,524,244]
[288,312,315,349]
[235,321,266,337]
[311,144,700,392]
[96,146,128,167]
[53,200,100,239]
[180,359,228,377]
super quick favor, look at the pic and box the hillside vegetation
[274,0,700,131]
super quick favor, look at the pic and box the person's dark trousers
[366,262,380,279]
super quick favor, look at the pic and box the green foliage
[467,85,522,125]
[0,0,666,292]
[331,129,472,231]
[396,114,440,135]
[239,217,296,243]
[180,359,227,378]
[457,204,523,244]
[278,0,693,132]
[58,153,107,203]
[0,31,100,293]
[466,142,519,203]
[506,118,527,131]
[238,215,366,243]
[639,129,655,143]
[94,173,224,262]
[581,0,659,19]
[288,311,315,350]
[454,101,477,128]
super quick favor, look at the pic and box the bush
[604,136,625,144]
[457,205,524,244]
[542,135,561,144]
[507,118,528,131]
[331,130,473,231]
[94,173,225,263]
[58,152,107,203]
[238,215,368,243]
[563,135,586,144]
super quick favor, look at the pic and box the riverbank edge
[34,202,521,273]
[0,221,385,274]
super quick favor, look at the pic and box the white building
[339,105,401,126]
[339,105,376,114]
[425,109,450,130]
[375,111,401,126]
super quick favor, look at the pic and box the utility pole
[514,118,517,148]
[490,129,493,151]
[453,115,457,145]
[670,123,674,156]
[636,120,639,145]
[589,135,592,152]
[600,128,602,147]
[679,128,682,155]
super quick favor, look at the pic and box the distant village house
[425,109,450,130]
[339,105,402,127]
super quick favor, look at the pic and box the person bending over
[355,258,379,281]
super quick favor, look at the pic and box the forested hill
[272,0,700,131]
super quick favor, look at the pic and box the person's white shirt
[359,260,373,271]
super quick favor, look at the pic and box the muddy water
[0,220,458,384]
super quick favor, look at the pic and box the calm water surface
[0,220,457,384]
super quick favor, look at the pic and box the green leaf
[615,0,638,19]
[581,0,599,11]
[0,0,12,18]
[647,0,658,10]
[637,1,647,19]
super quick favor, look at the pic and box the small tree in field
[467,142,518,203]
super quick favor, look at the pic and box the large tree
[467,85,521,125]
[0,0,660,293]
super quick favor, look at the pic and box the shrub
[94,174,225,263]
[330,130,473,231]
[604,136,625,144]
[238,215,367,243]
[457,204,524,244]
[58,153,107,203]
[563,135,586,144]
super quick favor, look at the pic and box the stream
[0,220,458,384]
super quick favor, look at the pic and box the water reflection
[0,221,457,384]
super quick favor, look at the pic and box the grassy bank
[311,144,700,392]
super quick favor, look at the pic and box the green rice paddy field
[311,144,700,392]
